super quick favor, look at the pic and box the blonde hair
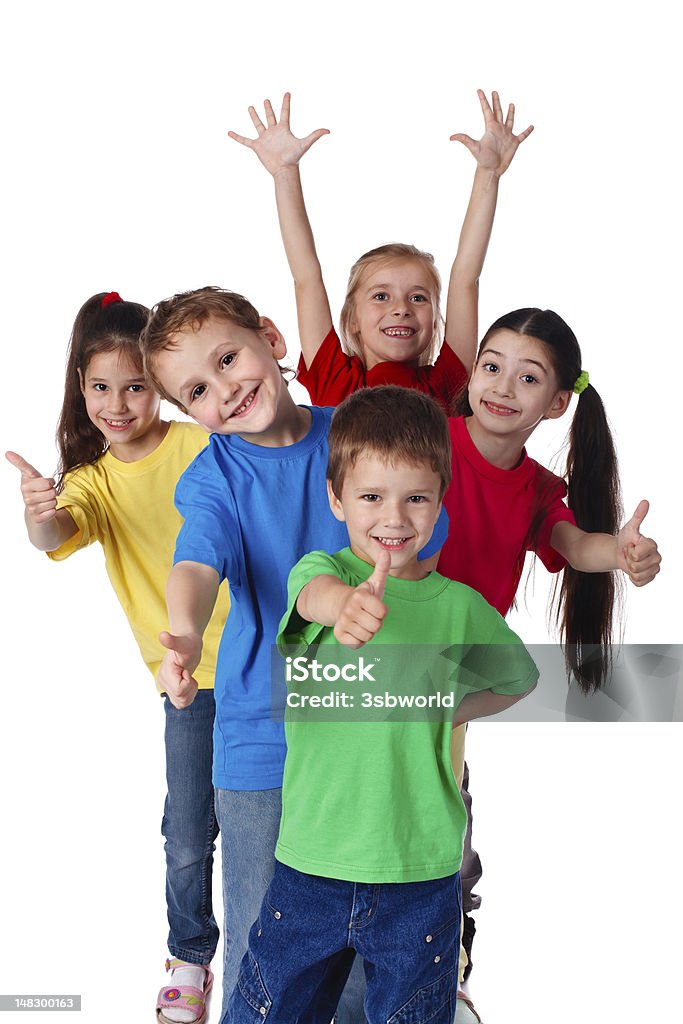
[339,243,444,367]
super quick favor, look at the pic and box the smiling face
[328,452,442,580]
[79,348,163,461]
[349,259,438,370]
[153,315,298,445]
[467,329,571,445]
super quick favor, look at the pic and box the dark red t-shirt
[438,417,576,616]
[297,327,468,412]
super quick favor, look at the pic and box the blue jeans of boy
[215,790,368,1024]
[228,861,461,1024]
[162,690,219,965]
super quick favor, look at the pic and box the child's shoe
[462,912,476,980]
[156,958,213,1024]
[456,989,484,1024]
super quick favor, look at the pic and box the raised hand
[334,549,391,649]
[6,451,58,523]
[228,92,329,178]
[450,89,533,177]
[157,631,202,709]
[617,500,662,587]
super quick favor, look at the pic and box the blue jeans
[228,862,461,1024]
[215,789,367,1024]
[162,690,219,965]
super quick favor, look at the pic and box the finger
[627,498,650,535]
[367,548,391,599]
[450,133,478,157]
[280,91,291,124]
[301,128,331,153]
[159,631,185,654]
[264,98,277,127]
[515,124,534,144]
[227,131,255,149]
[5,451,43,478]
[350,605,386,636]
[491,90,503,122]
[476,89,493,120]
[248,105,266,135]
[22,476,56,495]
[27,498,58,518]
[31,507,58,523]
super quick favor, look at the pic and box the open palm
[228,92,329,177]
[451,90,533,176]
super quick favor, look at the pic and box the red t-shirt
[297,327,468,412]
[438,416,576,616]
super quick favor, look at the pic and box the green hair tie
[573,370,590,395]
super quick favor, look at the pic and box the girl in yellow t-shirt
[7,292,227,1024]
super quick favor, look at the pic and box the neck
[239,392,311,448]
[108,418,170,463]
[465,415,530,470]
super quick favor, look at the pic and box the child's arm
[229,93,333,368]
[453,681,537,728]
[550,500,661,586]
[445,90,534,370]
[158,560,220,709]
[296,551,390,650]
[6,451,78,551]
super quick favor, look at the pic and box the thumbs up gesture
[157,631,202,709]
[334,549,391,649]
[617,500,662,587]
[6,451,58,523]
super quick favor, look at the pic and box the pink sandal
[456,989,484,1024]
[156,958,214,1024]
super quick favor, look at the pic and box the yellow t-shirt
[48,420,229,690]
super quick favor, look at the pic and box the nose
[108,390,130,413]
[221,377,241,403]
[382,500,406,528]
[493,370,515,398]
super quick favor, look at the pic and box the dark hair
[140,286,263,410]
[461,308,622,693]
[328,385,452,500]
[56,293,150,488]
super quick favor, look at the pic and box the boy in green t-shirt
[227,386,538,1024]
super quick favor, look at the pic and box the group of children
[8,90,661,1024]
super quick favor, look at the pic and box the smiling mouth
[382,328,416,338]
[230,387,259,418]
[373,536,412,549]
[482,400,518,416]
[103,418,134,429]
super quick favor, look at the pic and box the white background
[1,2,681,1022]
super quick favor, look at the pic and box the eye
[128,384,145,393]
[371,292,389,302]
[361,493,381,502]
[482,362,499,374]
[410,294,429,303]
[520,373,538,385]
[221,353,235,368]
[190,384,207,402]
[93,383,108,392]
[407,495,428,503]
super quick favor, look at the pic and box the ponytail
[554,382,623,693]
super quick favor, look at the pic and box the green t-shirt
[275,547,538,883]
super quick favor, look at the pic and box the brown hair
[328,385,451,500]
[140,285,263,409]
[339,243,443,366]
[56,293,150,488]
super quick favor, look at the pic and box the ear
[545,389,572,421]
[326,479,346,523]
[77,368,85,394]
[258,317,287,360]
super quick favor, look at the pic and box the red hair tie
[101,291,123,308]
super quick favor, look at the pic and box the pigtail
[56,293,149,488]
[554,383,623,693]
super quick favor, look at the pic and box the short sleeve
[296,328,363,406]
[419,503,449,560]
[430,343,469,407]
[46,473,101,562]
[450,593,539,699]
[277,550,345,654]
[173,448,239,585]
[532,478,576,574]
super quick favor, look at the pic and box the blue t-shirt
[174,405,448,790]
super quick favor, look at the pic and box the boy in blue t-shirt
[139,287,444,1022]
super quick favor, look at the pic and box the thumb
[624,499,650,540]
[5,451,43,479]
[367,548,391,599]
[301,128,330,152]
[159,631,196,665]
[449,132,477,155]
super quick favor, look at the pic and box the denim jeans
[215,789,368,1024]
[228,862,461,1024]
[162,690,219,965]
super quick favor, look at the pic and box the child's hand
[450,89,533,177]
[157,631,202,709]
[334,550,390,649]
[6,451,58,523]
[228,92,329,178]
[617,500,662,587]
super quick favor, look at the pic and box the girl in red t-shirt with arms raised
[228,89,532,411]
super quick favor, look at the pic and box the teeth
[383,329,414,337]
[232,390,256,416]
[377,537,407,546]
[105,419,131,426]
